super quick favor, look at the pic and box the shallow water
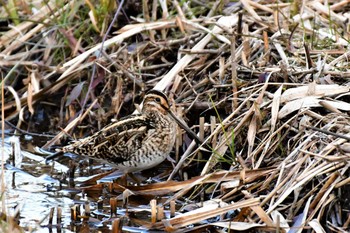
[0,135,171,232]
[0,136,118,232]
[1,136,73,232]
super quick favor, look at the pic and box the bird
[46,90,177,174]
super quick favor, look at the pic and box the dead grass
[1,0,350,232]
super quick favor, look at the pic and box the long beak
[168,110,204,146]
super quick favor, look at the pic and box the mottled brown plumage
[61,90,177,173]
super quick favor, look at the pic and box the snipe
[47,90,177,173]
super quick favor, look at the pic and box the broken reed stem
[48,207,54,225]
[111,218,122,233]
[84,202,90,217]
[142,0,154,41]
[150,199,157,223]
[110,197,118,217]
[71,205,77,222]
[157,206,164,221]
[210,116,217,151]
[97,200,103,211]
[57,206,62,226]
[68,160,76,188]
[198,117,205,165]
[170,201,176,218]
[231,35,238,109]
[150,199,174,223]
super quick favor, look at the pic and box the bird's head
[142,90,171,115]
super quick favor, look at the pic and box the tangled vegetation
[1,0,350,232]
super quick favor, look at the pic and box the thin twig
[304,125,350,141]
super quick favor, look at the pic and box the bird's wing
[62,114,154,163]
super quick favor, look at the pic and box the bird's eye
[155,97,161,103]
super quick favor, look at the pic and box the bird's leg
[128,173,141,185]
[118,173,141,186]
